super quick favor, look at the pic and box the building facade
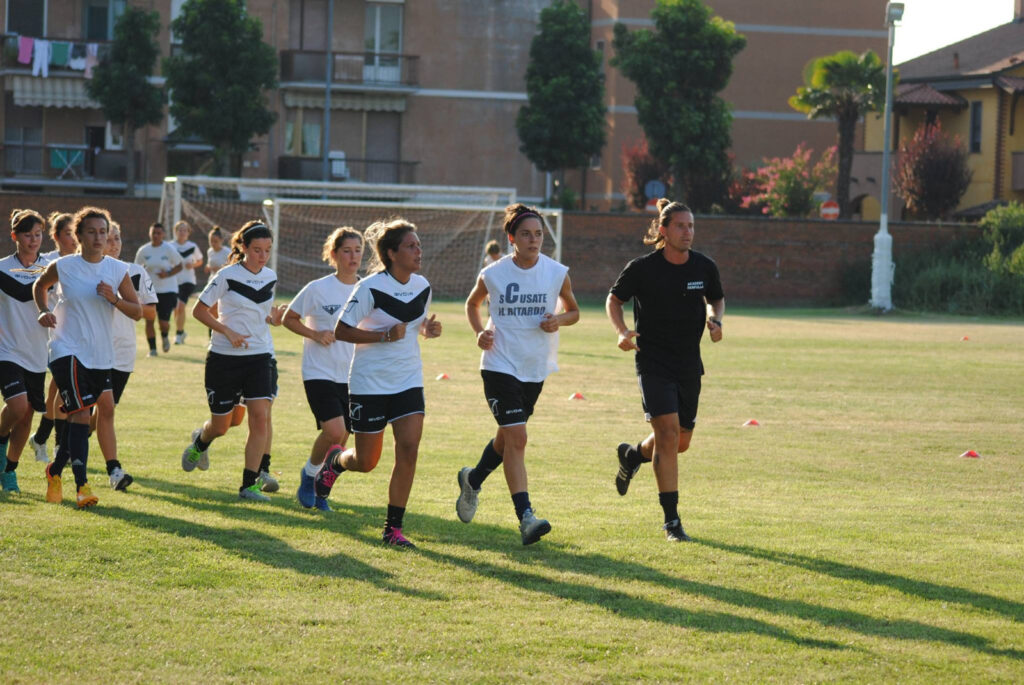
[1,0,886,207]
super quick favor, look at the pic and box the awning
[8,75,100,109]
[283,91,406,112]
[893,83,967,108]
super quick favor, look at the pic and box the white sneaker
[519,508,551,546]
[257,470,279,493]
[162,336,171,353]
[147,349,158,358]
[109,467,133,491]
[174,332,185,345]
[30,436,49,463]
[455,467,479,523]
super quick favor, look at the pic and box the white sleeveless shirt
[480,253,568,383]
[49,254,128,370]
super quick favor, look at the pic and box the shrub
[979,201,1024,276]
[894,121,972,220]
[621,139,669,210]
[741,144,837,218]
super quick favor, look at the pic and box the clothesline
[11,35,102,79]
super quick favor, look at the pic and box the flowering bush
[621,138,670,210]
[741,144,837,218]
[894,121,972,220]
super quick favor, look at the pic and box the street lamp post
[870,1,904,310]
[322,0,335,183]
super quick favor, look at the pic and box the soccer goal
[262,199,563,297]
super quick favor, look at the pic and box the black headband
[242,223,271,240]
[507,211,542,233]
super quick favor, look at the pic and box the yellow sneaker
[45,462,63,504]
[76,483,98,509]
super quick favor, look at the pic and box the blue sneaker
[1,469,18,493]
[314,496,332,512]
[297,469,315,508]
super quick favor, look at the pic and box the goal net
[262,199,563,298]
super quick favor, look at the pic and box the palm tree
[789,50,887,219]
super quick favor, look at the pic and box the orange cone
[743,419,760,427]
[568,392,585,400]
[960,450,980,459]
[961,336,970,341]
[435,373,450,380]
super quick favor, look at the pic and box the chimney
[953,51,960,70]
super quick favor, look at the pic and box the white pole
[871,5,901,310]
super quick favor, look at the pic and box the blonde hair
[173,220,192,236]
[644,198,692,247]
[108,221,121,238]
[47,211,74,241]
[321,227,363,266]
[364,218,416,273]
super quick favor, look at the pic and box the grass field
[1,302,1022,683]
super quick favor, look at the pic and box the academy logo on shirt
[322,304,342,315]
[686,281,704,290]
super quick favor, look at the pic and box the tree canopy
[612,0,745,211]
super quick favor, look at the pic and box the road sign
[820,200,840,220]
[644,179,666,200]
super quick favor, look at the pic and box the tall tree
[612,0,745,211]
[164,0,278,175]
[516,0,606,205]
[789,50,886,219]
[86,8,163,196]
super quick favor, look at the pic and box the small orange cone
[961,336,970,341]
[743,419,760,427]
[435,372,450,380]
[960,450,980,459]
[568,392,585,400]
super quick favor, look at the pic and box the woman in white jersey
[88,221,159,491]
[314,219,442,547]
[181,220,284,502]
[0,209,49,493]
[28,212,77,463]
[172,220,203,345]
[33,206,142,508]
[286,227,362,511]
[206,226,231,276]
[455,204,580,545]
[134,222,183,355]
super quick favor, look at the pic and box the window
[7,0,45,35]
[4,124,43,174]
[364,3,402,82]
[83,0,126,40]
[284,109,322,157]
[969,101,982,154]
[590,153,602,171]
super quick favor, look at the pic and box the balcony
[1,144,138,192]
[278,156,418,184]
[1,34,111,73]
[280,51,419,89]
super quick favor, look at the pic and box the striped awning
[283,91,406,112]
[8,75,100,109]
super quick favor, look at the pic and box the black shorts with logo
[204,351,275,415]
[348,387,424,434]
[155,292,178,321]
[481,370,543,427]
[177,282,196,304]
[49,355,112,415]
[111,369,132,405]
[303,379,352,433]
[638,373,701,430]
[0,361,46,412]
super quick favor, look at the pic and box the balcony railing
[278,156,418,184]
[1,144,138,185]
[280,50,419,87]
[1,34,111,72]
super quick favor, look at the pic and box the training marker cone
[742,419,760,427]
[961,336,969,341]
[435,372,450,380]
[568,392,585,400]
[960,450,980,459]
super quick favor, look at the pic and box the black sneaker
[615,443,641,496]
[663,519,692,542]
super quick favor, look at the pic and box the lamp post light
[870,1,904,310]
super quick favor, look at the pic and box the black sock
[67,423,90,488]
[659,491,679,524]
[176,329,184,336]
[511,491,531,521]
[259,453,271,472]
[194,434,212,452]
[54,419,67,448]
[4,459,17,473]
[105,459,121,475]
[468,439,503,489]
[51,437,70,477]
[0,433,9,447]
[385,504,405,530]
[147,336,157,351]
[34,416,54,444]
[634,441,652,464]
[161,333,169,342]
[328,450,346,473]
[241,468,259,490]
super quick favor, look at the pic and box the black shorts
[348,387,424,434]
[304,379,352,433]
[111,369,132,405]
[0,361,46,412]
[481,370,543,427]
[177,282,196,304]
[49,355,112,415]
[271,357,279,400]
[156,292,178,321]
[638,373,701,430]
[204,351,275,415]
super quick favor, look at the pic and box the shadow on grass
[701,539,1024,628]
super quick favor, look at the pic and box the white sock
[303,459,319,477]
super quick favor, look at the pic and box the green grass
[2,303,1022,683]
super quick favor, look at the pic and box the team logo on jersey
[322,304,342,316]
[686,281,704,290]
[369,287,430,323]
[226,279,276,303]
[349,401,362,421]
[178,246,196,258]
[0,271,37,302]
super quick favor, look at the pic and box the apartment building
[1,1,886,207]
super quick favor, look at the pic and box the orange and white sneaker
[76,483,98,509]
[45,462,63,504]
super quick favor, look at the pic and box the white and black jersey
[207,245,231,275]
[48,254,128,370]
[339,271,431,395]
[198,262,277,357]
[40,249,62,262]
[480,254,569,383]
[112,262,158,373]
[175,240,200,286]
[134,242,183,294]
[288,274,356,383]
[0,253,52,372]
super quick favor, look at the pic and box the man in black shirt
[606,199,724,542]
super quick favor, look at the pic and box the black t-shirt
[609,248,724,379]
